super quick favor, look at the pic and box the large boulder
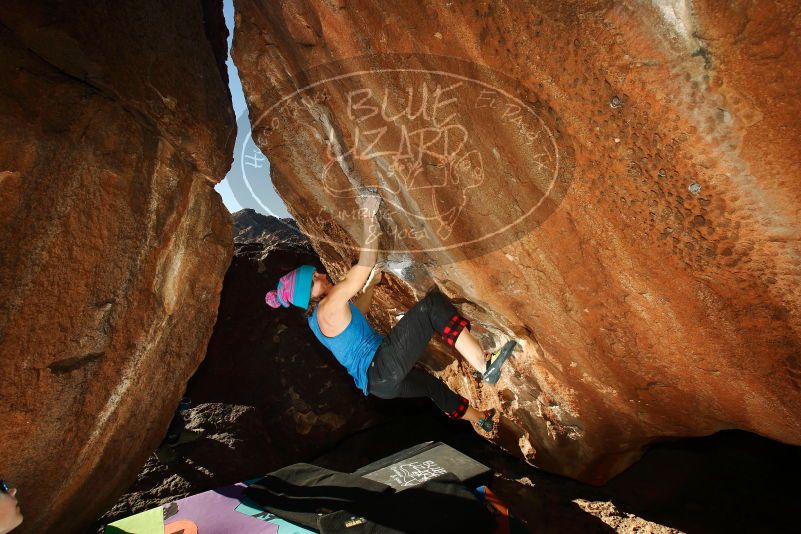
[232,0,801,483]
[0,1,234,532]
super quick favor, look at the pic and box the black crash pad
[244,463,496,533]
[354,441,492,491]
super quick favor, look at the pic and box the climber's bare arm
[352,267,382,314]
[328,265,373,306]
[326,198,381,307]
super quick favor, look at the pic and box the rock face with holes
[0,1,234,532]
[233,0,801,483]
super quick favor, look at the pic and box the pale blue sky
[214,0,291,218]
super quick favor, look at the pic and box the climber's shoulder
[316,297,352,337]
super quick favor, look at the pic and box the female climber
[265,193,516,432]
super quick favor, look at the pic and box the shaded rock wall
[0,2,235,532]
[232,0,801,483]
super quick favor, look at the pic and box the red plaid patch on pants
[441,314,470,346]
[446,395,469,419]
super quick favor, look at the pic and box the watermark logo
[227,53,573,264]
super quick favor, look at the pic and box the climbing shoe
[477,408,496,432]
[472,340,518,385]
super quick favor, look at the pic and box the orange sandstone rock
[232,0,801,483]
[0,1,234,531]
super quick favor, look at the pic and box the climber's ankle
[462,405,483,423]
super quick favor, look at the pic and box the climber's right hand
[357,193,381,219]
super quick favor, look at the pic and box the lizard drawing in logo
[321,123,486,241]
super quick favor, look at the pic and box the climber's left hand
[364,265,383,290]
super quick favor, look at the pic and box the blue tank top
[308,301,383,395]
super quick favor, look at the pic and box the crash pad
[355,441,492,491]
[105,482,310,534]
[105,507,163,534]
[106,443,505,533]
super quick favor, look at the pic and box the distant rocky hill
[232,208,313,252]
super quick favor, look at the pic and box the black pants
[367,289,471,418]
